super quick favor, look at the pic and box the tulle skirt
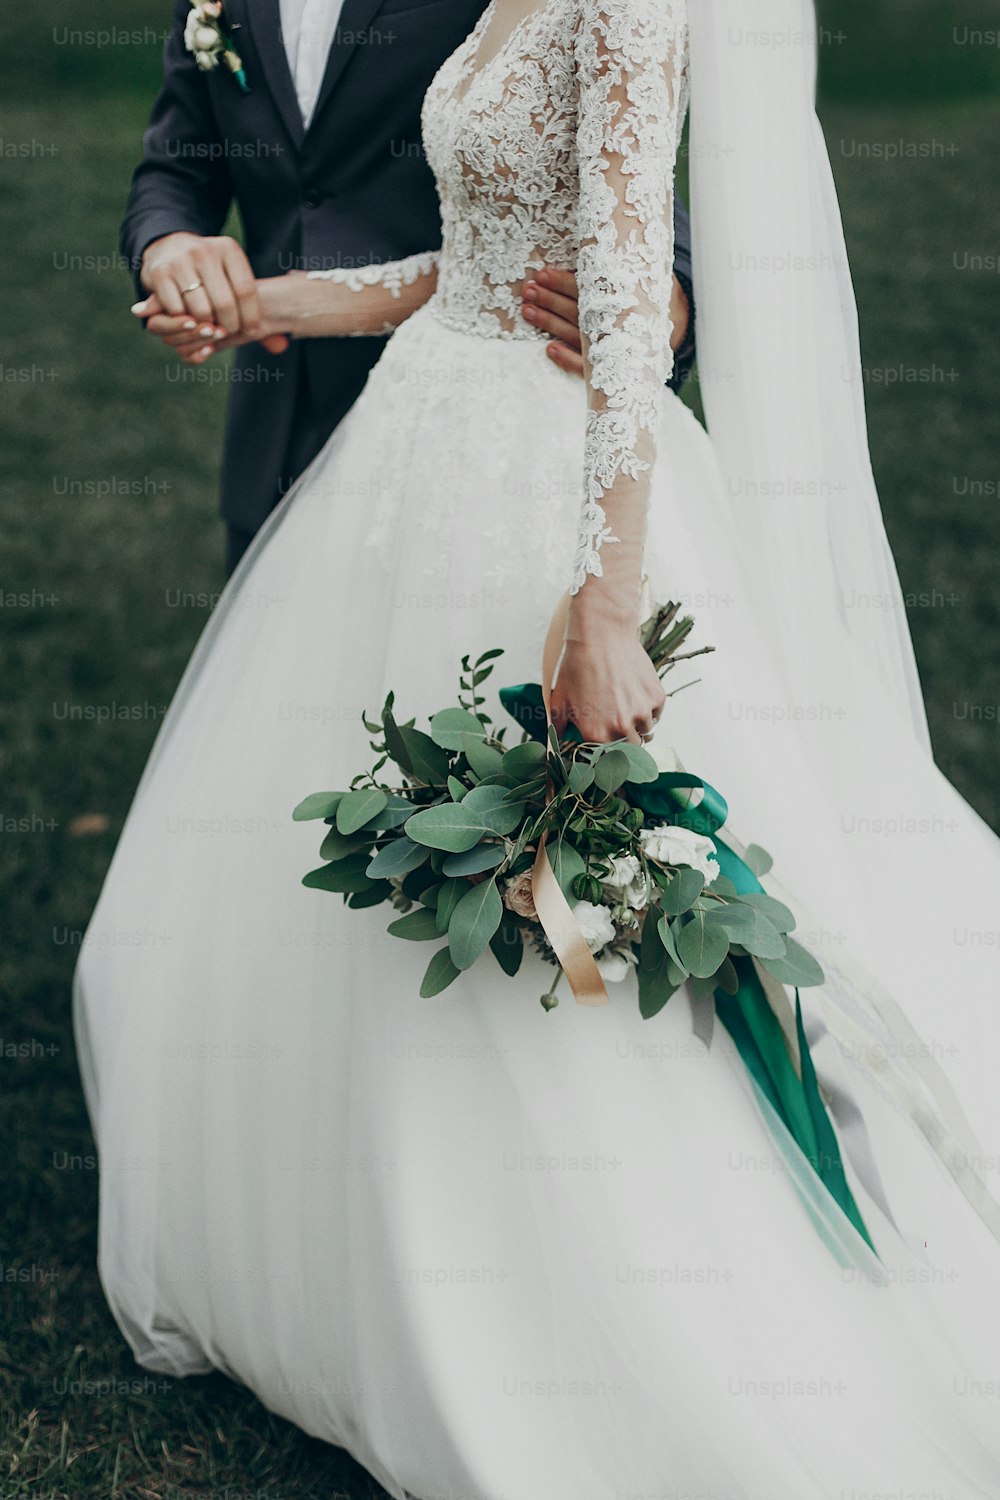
[76,303,1000,1499]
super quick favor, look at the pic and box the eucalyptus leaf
[435,877,466,933]
[567,760,595,795]
[656,913,688,975]
[336,787,388,835]
[293,791,345,823]
[501,741,547,779]
[420,946,462,997]
[382,706,412,775]
[366,836,429,879]
[618,742,660,784]
[302,852,374,894]
[743,843,774,877]
[378,795,417,830]
[319,826,372,862]
[405,803,488,852]
[441,843,507,877]
[430,707,488,750]
[347,881,393,908]
[593,747,631,794]
[736,890,796,933]
[676,910,731,978]
[702,900,780,950]
[759,937,825,988]
[711,955,741,995]
[401,864,440,901]
[462,734,503,778]
[387,907,442,941]
[448,877,504,970]
[447,775,467,802]
[462,784,525,836]
[490,910,524,976]
[399,725,451,785]
[658,866,705,917]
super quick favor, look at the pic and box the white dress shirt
[279,0,349,128]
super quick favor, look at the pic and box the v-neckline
[450,0,558,109]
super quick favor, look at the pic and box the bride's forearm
[566,484,649,643]
[259,255,439,340]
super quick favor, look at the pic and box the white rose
[572,899,617,953]
[195,23,221,48]
[596,947,637,983]
[639,823,720,885]
[601,854,647,910]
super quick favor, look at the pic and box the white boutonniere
[184,0,250,92]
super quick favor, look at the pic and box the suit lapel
[234,0,306,150]
[305,0,387,137]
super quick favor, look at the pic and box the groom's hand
[131,291,290,363]
[522,269,691,377]
[140,231,263,338]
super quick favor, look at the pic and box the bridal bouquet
[295,597,875,1251]
[293,600,823,1015]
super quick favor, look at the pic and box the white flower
[602,854,647,911]
[596,946,637,983]
[572,899,617,953]
[184,5,224,64]
[639,823,720,885]
[502,871,538,922]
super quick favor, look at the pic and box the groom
[122,0,696,575]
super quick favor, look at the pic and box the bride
[76,0,1000,1494]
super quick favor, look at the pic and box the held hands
[134,232,290,362]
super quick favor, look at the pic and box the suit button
[302,189,322,208]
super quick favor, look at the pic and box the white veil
[687,0,931,751]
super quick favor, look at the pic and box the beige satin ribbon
[530,592,611,1007]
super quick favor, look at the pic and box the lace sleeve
[570,0,689,597]
[301,251,440,336]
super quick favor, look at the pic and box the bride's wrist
[566,564,644,639]
[565,583,641,644]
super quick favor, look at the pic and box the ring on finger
[181,280,204,294]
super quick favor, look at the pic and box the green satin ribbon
[499,681,875,1253]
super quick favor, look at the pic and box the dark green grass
[1,16,998,1499]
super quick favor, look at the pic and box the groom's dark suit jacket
[122,0,696,540]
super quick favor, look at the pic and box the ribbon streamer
[528,591,610,1007]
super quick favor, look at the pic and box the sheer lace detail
[422,0,689,593]
[315,0,689,594]
[306,251,439,298]
[572,0,687,590]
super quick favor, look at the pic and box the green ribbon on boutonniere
[185,0,250,92]
[499,679,876,1254]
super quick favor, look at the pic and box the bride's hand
[550,627,665,745]
[131,290,290,362]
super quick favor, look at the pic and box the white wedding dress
[75,0,1000,1495]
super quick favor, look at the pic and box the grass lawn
[1,27,998,1500]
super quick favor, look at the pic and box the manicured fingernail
[522,304,537,320]
[199,345,213,357]
[183,320,196,330]
[199,325,214,337]
[523,282,537,299]
[131,300,148,314]
[212,329,224,340]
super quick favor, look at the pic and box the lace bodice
[309,0,689,594]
